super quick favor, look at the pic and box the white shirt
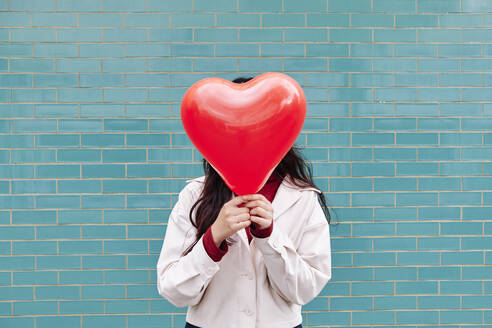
[156,174,332,328]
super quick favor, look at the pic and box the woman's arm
[156,184,221,308]
[254,191,332,305]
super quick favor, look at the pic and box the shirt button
[245,309,254,316]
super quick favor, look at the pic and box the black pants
[185,322,302,328]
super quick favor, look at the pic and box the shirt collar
[272,174,321,220]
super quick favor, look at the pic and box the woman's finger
[251,193,269,203]
[244,200,273,214]
[250,206,272,220]
[250,215,270,228]
[235,219,251,229]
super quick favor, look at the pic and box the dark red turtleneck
[203,172,283,262]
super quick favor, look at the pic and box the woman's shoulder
[185,176,205,184]
[173,176,205,208]
[183,176,206,197]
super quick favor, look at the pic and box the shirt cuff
[250,220,273,238]
[202,225,228,262]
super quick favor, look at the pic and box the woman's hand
[242,194,274,230]
[211,195,251,247]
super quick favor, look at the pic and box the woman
[156,76,333,328]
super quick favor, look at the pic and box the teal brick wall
[1,0,492,327]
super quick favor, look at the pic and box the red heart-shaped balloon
[181,72,306,195]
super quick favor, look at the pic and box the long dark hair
[181,75,334,257]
